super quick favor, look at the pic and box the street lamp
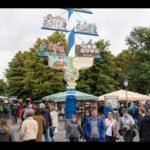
[124,78,128,108]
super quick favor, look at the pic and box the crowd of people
[0,99,150,142]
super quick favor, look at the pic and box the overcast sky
[1,8,150,75]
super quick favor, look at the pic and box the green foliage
[5,27,150,99]
[0,79,7,95]
[5,32,66,99]
[126,27,150,51]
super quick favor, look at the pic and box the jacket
[120,115,135,128]
[103,106,113,118]
[50,111,59,127]
[140,114,150,141]
[105,118,118,137]
[0,127,15,142]
[33,115,46,141]
[20,117,38,141]
[67,121,84,138]
[41,108,52,129]
[85,116,105,142]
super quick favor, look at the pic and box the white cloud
[1,9,150,74]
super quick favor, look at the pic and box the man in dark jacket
[140,109,150,142]
[11,103,19,124]
[84,109,105,142]
[138,108,146,141]
[39,103,52,142]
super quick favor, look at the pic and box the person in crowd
[128,102,138,120]
[23,104,35,119]
[0,102,4,118]
[118,104,125,117]
[138,108,146,141]
[103,103,113,118]
[0,119,15,142]
[98,102,104,115]
[33,108,46,142]
[20,112,38,142]
[84,109,105,142]
[81,110,90,130]
[138,102,144,109]
[144,101,150,112]
[60,107,65,119]
[66,115,84,142]
[49,106,59,142]
[39,103,52,142]
[119,109,136,142]
[11,103,19,124]
[81,110,90,141]
[105,112,119,142]
[3,101,10,118]
[140,108,150,142]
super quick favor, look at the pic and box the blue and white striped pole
[65,9,76,120]
[67,8,75,57]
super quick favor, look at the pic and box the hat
[39,103,45,109]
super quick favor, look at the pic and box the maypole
[38,8,101,120]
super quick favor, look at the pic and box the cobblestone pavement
[7,117,139,142]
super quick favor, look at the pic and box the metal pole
[126,87,128,108]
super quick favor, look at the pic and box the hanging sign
[76,42,100,58]
[43,14,67,30]
[104,96,119,109]
[76,19,97,34]
[73,57,94,70]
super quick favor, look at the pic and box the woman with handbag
[105,112,119,142]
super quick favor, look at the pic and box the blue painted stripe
[68,28,75,53]
[68,8,74,20]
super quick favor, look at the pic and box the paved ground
[7,117,139,142]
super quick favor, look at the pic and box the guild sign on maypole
[38,8,101,119]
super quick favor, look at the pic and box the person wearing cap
[39,103,52,142]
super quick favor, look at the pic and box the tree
[0,79,7,95]
[116,27,150,95]
[127,50,150,95]
[126,27,150,51]
[5,32,66,99]
[115,50,135,89]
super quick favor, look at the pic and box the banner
[73,57,94,70]
[76,42,100,58]
[43,14,67,30]
[104,96,119,109]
